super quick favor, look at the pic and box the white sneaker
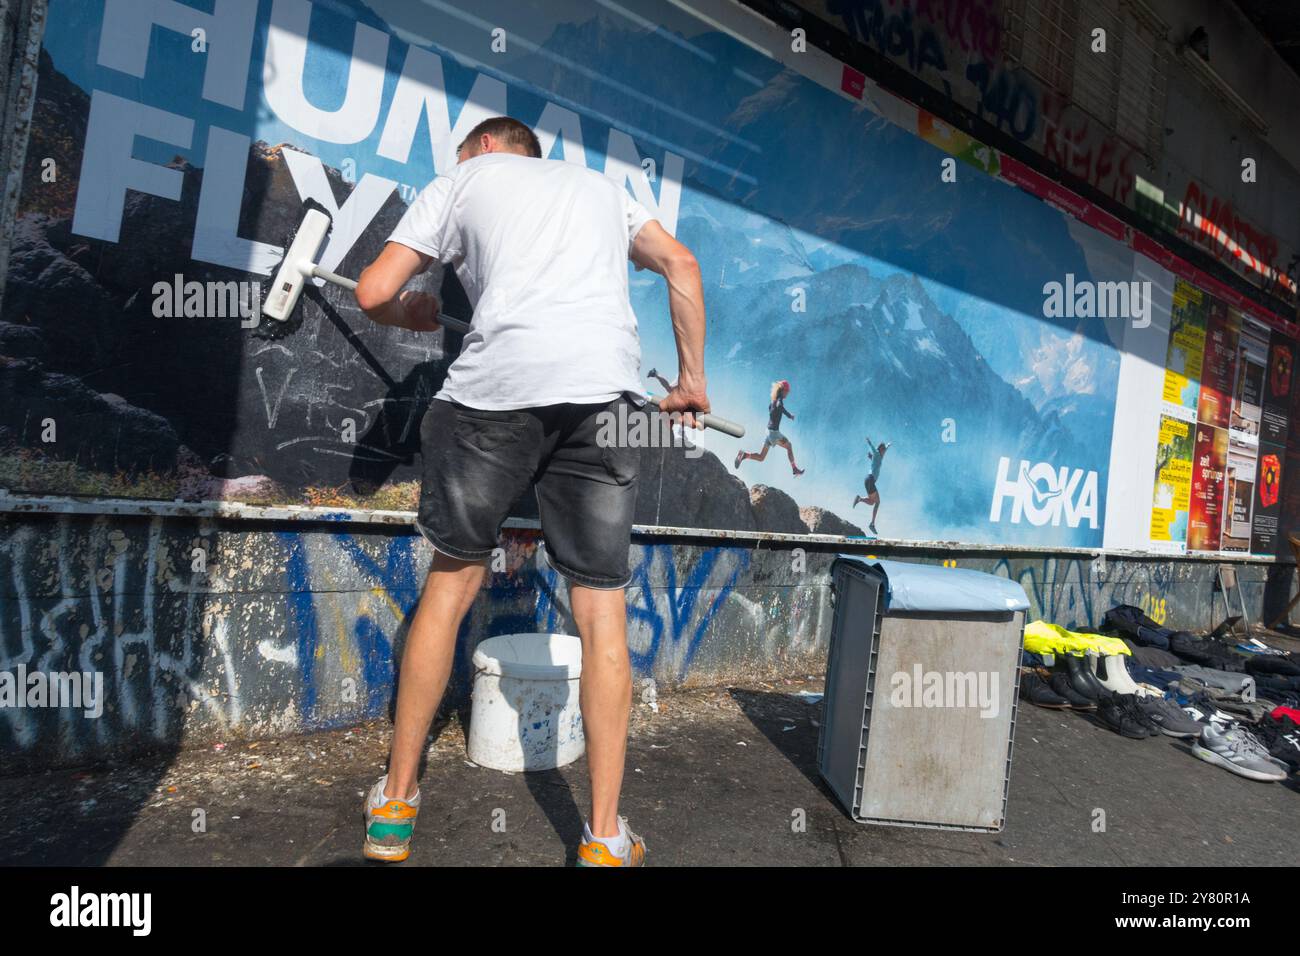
[1191,725,1287,782]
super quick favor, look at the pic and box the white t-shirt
[387,152,654,410]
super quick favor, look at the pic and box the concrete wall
[0,510,828,771]
[3,507,1294,771]
[780,0,1300,307]
[1147,0,1300,307]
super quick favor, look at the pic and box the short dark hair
[458,116,542,159]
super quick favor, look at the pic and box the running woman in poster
[734,380,804,476]
[853,436,892,535]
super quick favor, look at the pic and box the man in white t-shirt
[353,116,710,867]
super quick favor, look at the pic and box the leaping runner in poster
[734,379,804,476]
[853,435,892,536]
[646,367,673,394]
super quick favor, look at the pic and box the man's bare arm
[630,221,709,423]
[355,242,442,332]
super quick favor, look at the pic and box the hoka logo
[989,458,1098,528]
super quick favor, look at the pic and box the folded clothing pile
[1120,640,1180,670]
[1170,634,1248,671]
[1242,655,1300,705]
[1103,605,1194,651]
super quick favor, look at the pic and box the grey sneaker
[1191,724,1288,782]
[1135,694,1203,738]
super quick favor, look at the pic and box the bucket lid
[472,633,583,680]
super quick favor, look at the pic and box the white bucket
[467,633,585,772]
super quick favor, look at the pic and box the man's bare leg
[570,583,632,838]
[385,551,487,800]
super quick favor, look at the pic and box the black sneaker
[1096,693,1154,739]
[1048,671,1096,710]
[1132,694,1202,738]
[1255,716,1300,773]
[1116,693,1162,736]
[1019,671,1071,709]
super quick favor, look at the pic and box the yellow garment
[1024,620,1131,658]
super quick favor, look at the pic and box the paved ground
[1,675,1297,866]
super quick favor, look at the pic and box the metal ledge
[0,491,1285,564]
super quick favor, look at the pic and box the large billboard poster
[0,0,1290,556]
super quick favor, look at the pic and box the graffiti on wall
[0,516,228,759]
[0,515,827,764]
[1178,179,1293,299]
[992,554,1177,632]
[800,0,1300,306]
[1040,89,1138,205]
[801,1,1150,206]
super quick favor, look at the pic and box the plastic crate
[818,558,1028,832]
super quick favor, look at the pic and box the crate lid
[835,556,1030,614]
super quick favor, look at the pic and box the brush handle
[311,269,744,438]
[310,266,358,291]
[437,314,743,437]
[644,396,745,438]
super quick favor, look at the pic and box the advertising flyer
[1231,317,1269,445]
[1262,330,1294,445]
[1151,415,1194,550]
[1162,282,1206,414]
[1196,298,1239,429]
[1187,424,1228,552]
[1251,446,1285,554]
[1222,442,1259,552]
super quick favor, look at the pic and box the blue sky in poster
[41,0,1129,546]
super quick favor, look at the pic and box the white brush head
[263,208,332,322]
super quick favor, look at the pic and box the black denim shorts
[416,394,640,589]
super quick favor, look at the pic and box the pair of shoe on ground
[1192,720,1293,782]
[1021,653,1168,710]
[1025,661,1296,781]
[1020,657,1203,739]
[1022,651,1144,703]
[362,777,645,865]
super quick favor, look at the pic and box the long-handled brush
[260,206,745,438]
